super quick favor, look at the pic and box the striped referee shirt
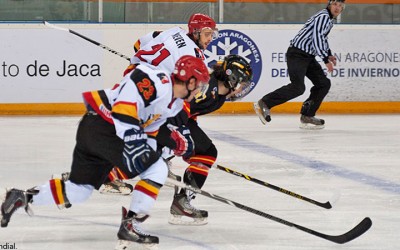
[290,8,334,63]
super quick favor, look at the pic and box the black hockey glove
[122,128,159,174]
[167,109,189,127]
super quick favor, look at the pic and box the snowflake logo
[204,29,262,99]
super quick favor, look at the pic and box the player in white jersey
[105,13,218,193]
[123,13,217,76]
[0,55,210,250]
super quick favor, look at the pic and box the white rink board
[1,23,399,103]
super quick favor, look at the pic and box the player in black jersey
[156,54,253,225]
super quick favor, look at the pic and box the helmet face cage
[222,55,253,91]
[202,28,219,40]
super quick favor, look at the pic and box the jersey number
[136,78,155,100]
[136,43,171,66]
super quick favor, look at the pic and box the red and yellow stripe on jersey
[134,180,160,200]
[133,30,162,53]
[183,101,200,121]
[123,64,137,77]
[133,39,141,53]
[182,101,191,116]
[82,90,113,123]
[112,101,139,121]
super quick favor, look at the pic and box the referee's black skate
[300,115,325,130]
[253,99,271,124]
[169,191,208,225]
[116,207,158,250]
[1,188,36,227]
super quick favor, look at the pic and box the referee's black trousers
[261,46,331,117]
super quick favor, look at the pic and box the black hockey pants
[261,46,331,117]
[69,113,137,189]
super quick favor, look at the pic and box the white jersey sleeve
[133,30,162,52]
[130,27,204,75]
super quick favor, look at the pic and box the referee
[254,0,345,129]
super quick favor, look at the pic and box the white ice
[0,114,399,250]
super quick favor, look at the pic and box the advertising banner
[1,24,399,105]
[205,25,400,102]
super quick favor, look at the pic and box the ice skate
[166,168,183,196]
[99,179,133,195]
[115,207,158,250]
[300,115,325,130]
[169,191,208,225]
[1,188,36,227]
[253,99,271,124]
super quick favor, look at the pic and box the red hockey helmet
[173,55,210,87]
[188,13,218,36]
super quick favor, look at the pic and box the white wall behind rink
[0,23,399,104]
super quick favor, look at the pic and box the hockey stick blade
[167,178,372,244]
[319,217,372,244]
[43,21,68,32]
[43,21,130,61]
[215,164,332,209]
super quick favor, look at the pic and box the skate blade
[0,216,7,228]
[299,123,325,130]
[115,240,158,250]
[253,102,267,125]
[0,188,6,227]
[168,214,208,226]
[99,186,132,195]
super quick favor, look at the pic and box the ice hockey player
[157,54,253,225]
[101,13,218,195]
[0,55,210,250]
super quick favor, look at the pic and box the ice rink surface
[0,114,399,250]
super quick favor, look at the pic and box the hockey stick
[43,21,130,61]
[215,164,332,209]
[167,178,372,244]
